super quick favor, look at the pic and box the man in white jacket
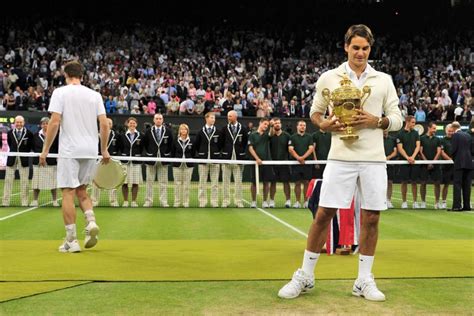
[278,24,403,302]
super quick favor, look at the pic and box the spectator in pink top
[147,99,157,114]
[205,87,215,101]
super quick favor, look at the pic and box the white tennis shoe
[352,274,386,301]
[59,239,81,253]
[278,269,314,299]
[84,221,100,249]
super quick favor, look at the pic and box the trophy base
[340,134,359,140]
[335,247,352,256]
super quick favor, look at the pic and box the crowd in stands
[0,18,472,121]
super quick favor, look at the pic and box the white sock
[302,249,319,276]
[358,254,374,279]
[84,210,96,223]
[65,224,77,242]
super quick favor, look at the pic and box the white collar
[344,62,373,88]
[205,125,214,129]
[344,61,373,78]
[126,130,137,135]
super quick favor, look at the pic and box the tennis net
[0,152,454,208]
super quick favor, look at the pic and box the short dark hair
[126,117,138,124]
[344,24,374,46]
[63,60,84,79]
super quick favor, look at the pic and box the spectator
[167,95,180,115]
[414,105,426,122]
[105,95,117,114]
[147,98,157,115]
[130,104,141,114]
[454,104,464,121]
[195,97,205,115]
[0,16,471,123]
[116,95,128,114]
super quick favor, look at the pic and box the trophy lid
[332,75,361,100]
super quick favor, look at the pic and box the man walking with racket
[40,60,110,253]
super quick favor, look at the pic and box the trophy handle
[360,86,371,108]
[322,88,331,105]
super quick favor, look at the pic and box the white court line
[242,199,308,238]
[0,199,61,221]
[0,187,93,221]
[4,188,34,198]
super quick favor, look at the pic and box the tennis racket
[93,159,127,189]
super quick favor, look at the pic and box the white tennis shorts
[319,161,388,211]
[57,158,97,189]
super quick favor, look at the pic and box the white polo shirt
[49,84,105,158]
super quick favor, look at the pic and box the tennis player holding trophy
[278,24,403,301]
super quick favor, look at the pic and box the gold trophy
[322,76,371,140]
